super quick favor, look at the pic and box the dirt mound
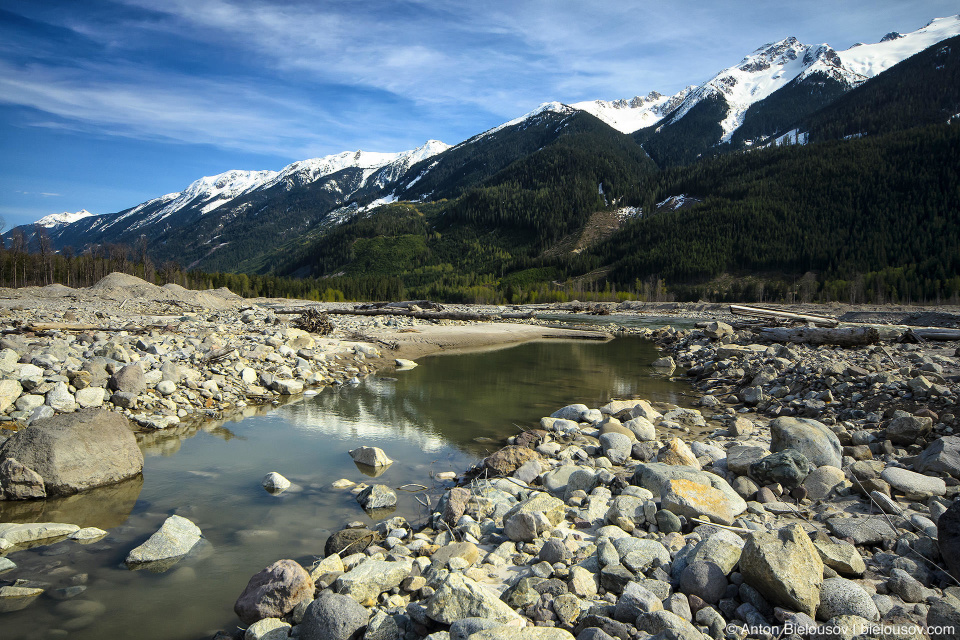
[86,273,242,311]
[208,287,244,301]
[91,272,162,292]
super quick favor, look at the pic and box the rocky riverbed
[217,318,960,640]
[4,275,960,640]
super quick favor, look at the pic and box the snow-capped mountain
[572,89,695,134]
[35,209,95,228]
[658,15,960,144]
[59,139,449,235]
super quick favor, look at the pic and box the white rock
[70,527,108,541]
[881,467,946,499]
[245,617,291,640]
[125,515,202,567]
[262,472,291,494]
[156,380,176,395]
[349,446,394,468]
[75,387,105,408]
[45,382,77,412]
[0,522,81,545]
[0,380,23,412]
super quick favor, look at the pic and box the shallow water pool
[0,335,697,639]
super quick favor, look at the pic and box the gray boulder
[916,436,960,477]
[740,524,823,617]
[551,404,589,421]
[749,450,814,490]
[885,415,933,445]
[0,409,143,497]
[614,581,662,622]
[632,462,747,517]
[827,517,897,545]
[817,577,879,622]
[599,432,632,465]
[770,417,842,468]
[356,485,397,510]
[110,363,146,393]
[623,417,656,441]
[450,618,502,640]
[424,573,521,624]
[125,515,202,569]
[686,529,744,574]
[881,466,946,499]
[680,560,727,604]
[0,458,46,500]
[335,559,412,603]
[299,592,369,640]
[636,610,704,640]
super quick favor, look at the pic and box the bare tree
[10,228,26,287]
[34,225,53,285]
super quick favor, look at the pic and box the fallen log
[354,300,444,311]
[730,305,839,328]
[759,326,880,347]
[910,328,960,341]
[327,308,493,321]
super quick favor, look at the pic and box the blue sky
[1,0,957,227]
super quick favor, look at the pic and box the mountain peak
[571,87,694,134]
[35,209,96,228]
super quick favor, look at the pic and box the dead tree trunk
[731,305,839,328]
[759,326,880,346]
[325,308,492,321]
[910,329,960,341]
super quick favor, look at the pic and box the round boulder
[679,561,728,604]
[299,592,369,640]
[234,559,315,625]
[817,577,879,622]
[770,417,842,468]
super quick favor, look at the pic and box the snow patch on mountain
[262,140,449,193]
[35,209,95,228]
[572,89,694,133]
[469,102,575,144]
[838,15,960,79]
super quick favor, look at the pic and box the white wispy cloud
[0,58,422,157]
[3,0,956,157]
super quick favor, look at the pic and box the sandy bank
[366,322,613,361]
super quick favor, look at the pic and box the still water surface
[1,334,697,639]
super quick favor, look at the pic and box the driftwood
[6,322,167,334]
[354,300,444,311]
[910,328,960,341]
[327,308,493,321]
[760,326,880,346]
[292,308,333,335]
[730,304,839,328]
